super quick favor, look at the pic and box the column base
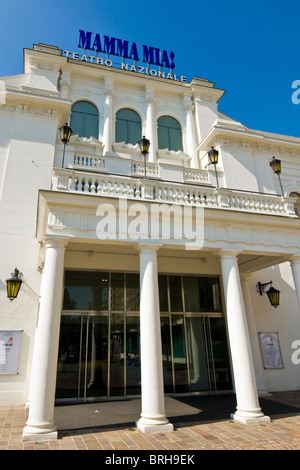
[258,390,272,396]
[230,411,271,425]
[22,423,58,441]
[136,417,174,434]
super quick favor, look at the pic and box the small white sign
[0,330,23,375]
[259,332,284,369]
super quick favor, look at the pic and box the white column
[184,96,198,169]
[23,236,69,440]
[290,255,300,309]
[103,81,114,154]
[146,94,156,163]
[220,250,270,424]
[240,274,269,396]
[136,244,173,433]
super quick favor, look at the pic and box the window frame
[115,108,142,145]
[70,101,99,139]
[157,115,183,152]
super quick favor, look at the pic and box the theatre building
[1,41,300,440]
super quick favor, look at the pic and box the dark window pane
[115,108,141,145]
[86,316,109,398]
[183,277,201,312]
[198,277,222,312]
[157,116,182,151]
[161,316,173,393]
[158,116,181,129]
[115,119,127,142]
[158,275,169,312]
[169,127,183,151]
[169,276,183,312]
[171,314,188,393]
[70,112,84,137]
[117,108,140,121]
[158,126,169,149]
[126,273,140,311]
[209,317,232,391]
[63,271,108,310]
[183,276,222,312]
[186,317,209,391]
[110,313,125,396]
[85,113,99,139]
[72,101,99,115]
[126,316,141,395]
[128,121,141,145]
[70,101,99,138]
[111,273,124,311]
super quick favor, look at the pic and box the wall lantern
[59,123,72,169]
[208,146,219,188]
[256,280,280,308]
[6,268,23,301]
[270,156,284,196]
[138,136,150,178]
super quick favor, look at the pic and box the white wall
[0,110,59,405]
[248,262,300,392]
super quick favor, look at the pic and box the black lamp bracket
[257,281,273,295]
[11,268,22,280]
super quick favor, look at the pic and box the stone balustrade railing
[52,168,296,217]
[72,154,106,170]
[131,160,160,177]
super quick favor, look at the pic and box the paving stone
[1,392,300,450]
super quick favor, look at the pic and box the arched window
[70,101,99,139]
[157,116,183,151]
[290,192,300,217]
[115,108,142,145]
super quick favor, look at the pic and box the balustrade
[52,168,296,216]
[72,155,105,170]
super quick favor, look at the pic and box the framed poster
[258,332,284,369]
[0,330,23,375]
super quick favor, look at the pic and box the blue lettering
[78,30,93,50]
[103,36,116,55]
[169,51,175,69]
[92,33,103,52]
[129,43,139,61]
[142,46,160,65]
[116,39,130,59]
[77,30,176,72]
[160,50,170,68]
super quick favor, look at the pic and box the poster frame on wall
[258,331,284,369]
[0,330,23,375]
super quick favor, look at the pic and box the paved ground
[1,391,300,451]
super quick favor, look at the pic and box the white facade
[1,43,300,438]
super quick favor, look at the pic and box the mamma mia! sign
[63,30,186,82]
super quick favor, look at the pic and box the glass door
[56,314,87,401]
[56,313,109,402]
[185,316,210,392]
[159,314,232,395]
[56,312,141,402]
[85,315,109,399]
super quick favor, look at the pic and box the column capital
[137,243,162,254]
[290,254,300,265]
[219,249,243,260]
[43,235,70,249]
[240,272,252,282]
[145,88,155,104]
[104,79,114,96]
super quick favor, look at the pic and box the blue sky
[1,0,300,138]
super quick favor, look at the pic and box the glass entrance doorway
[56,313,140,401]
[56,271,232,402]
